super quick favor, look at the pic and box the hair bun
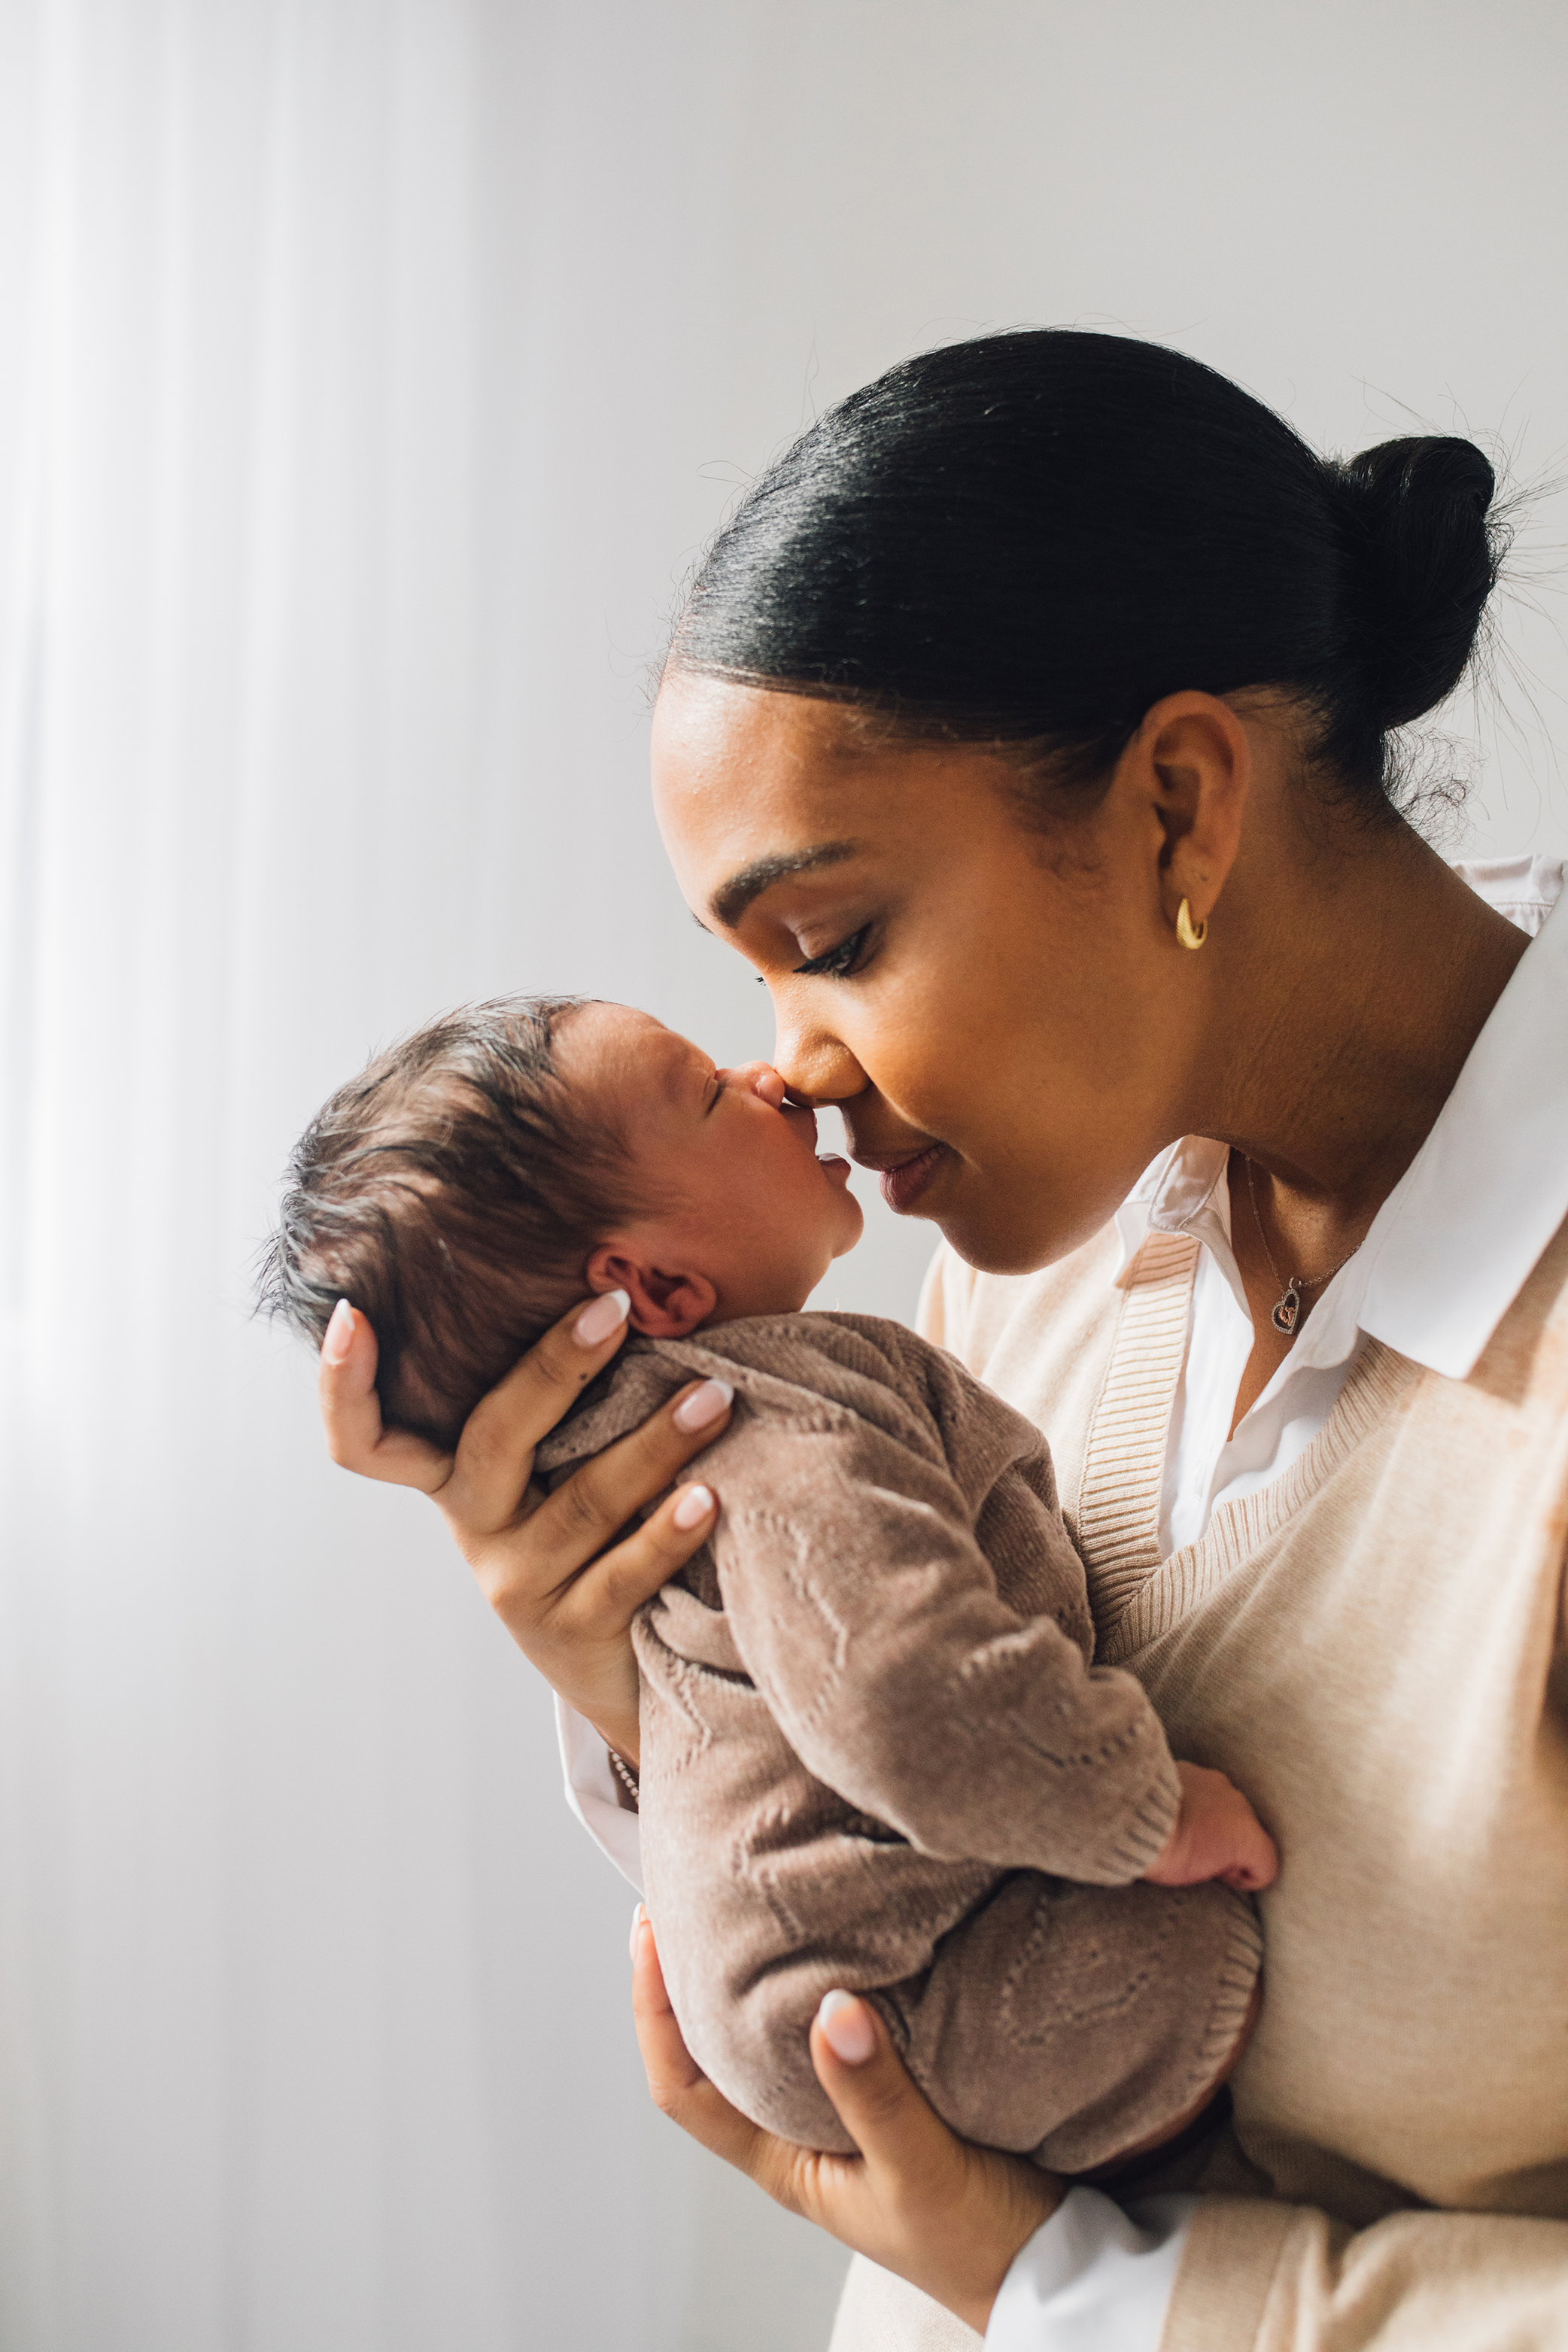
[1334,435,1500,731]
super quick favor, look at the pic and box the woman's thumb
[809,1992,948,2175]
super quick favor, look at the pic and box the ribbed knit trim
[1071,1218,1425,1669]
[1188,1897,1266,2101]
[1102,1340,1419,1667]
[1099,1765,1184,1879]
[1074,1232,1199,1628]
[1032,1892,1263,2175]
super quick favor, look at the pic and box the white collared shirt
[558,852,1568,2350]
[1124,854,1566,1558]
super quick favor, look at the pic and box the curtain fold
[0,6,852,2345]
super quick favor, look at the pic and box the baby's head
[259,995,863,1447]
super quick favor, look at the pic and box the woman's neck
[1188,821,1529,1427]
[1197,822,1528,1268]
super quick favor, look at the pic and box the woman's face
[652,673,1215,1275]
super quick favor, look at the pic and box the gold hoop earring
[1176,898,1208,951]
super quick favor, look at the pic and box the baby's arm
[709,1415,1182,1885]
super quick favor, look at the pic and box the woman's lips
[817,1153,852,1185]
[858,1143,948,1215]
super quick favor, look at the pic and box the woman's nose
[767,1020,869,1111]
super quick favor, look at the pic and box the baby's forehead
[558,1001,691,1092]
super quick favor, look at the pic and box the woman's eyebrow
[708,840,861,929]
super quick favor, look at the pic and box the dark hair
[255,996,633,1450]
[667,329,1503,811]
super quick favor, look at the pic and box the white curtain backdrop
[2,5,1565,2348]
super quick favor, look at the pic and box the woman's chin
[935,1192,1105,1278]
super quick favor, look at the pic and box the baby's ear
[585,1247,716,1337]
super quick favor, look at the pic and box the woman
[320,332,1568,2349]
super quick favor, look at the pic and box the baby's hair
[256,995,637,1450]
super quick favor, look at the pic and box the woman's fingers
[457,1385,729,1755]
[631,1906,777,2178]
[579,1481,719,1627]
[435,1284,733,1560]
[805,1993,1063,2329]
[318,1302,454,1494]
[631,1922,1061,2335]
[808,1995,965,2201]
[475,1478,722,1752]
[541,1378,734,1566]
[487,1377,734,1595]
[630,1916,831,2222]
[471,1476,720,1760]
[318,1293,734,1752]
[438,1293,637,1533]
[631,1918,927,2200]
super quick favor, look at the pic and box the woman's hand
[632,1911,1061,2337]
[316,1292,732,1761]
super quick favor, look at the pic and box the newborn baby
[264,992,1275,2173]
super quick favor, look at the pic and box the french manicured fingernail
[321,1299,354,1364]
[672,1484,715,1531]
[574,1289,631,1347]
[673,1379,733,1433]
[816,1989,876,2065]
[629,1901,646,1960]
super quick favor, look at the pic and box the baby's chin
[831,1193,867,1257]
[814,1153,865,1259]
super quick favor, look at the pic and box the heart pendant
[1271,1286,1301,1336]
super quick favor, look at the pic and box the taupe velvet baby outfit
[539,1311,1261,2171]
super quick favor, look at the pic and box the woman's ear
[1121,691,1251,933]
[585,1247,718,1338]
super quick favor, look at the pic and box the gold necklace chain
[1244,1156,1364,1337]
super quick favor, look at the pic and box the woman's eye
[793,924,872,980]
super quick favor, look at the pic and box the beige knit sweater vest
[829,1215,1568,2352]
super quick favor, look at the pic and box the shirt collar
[1112,856,1568,1382]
